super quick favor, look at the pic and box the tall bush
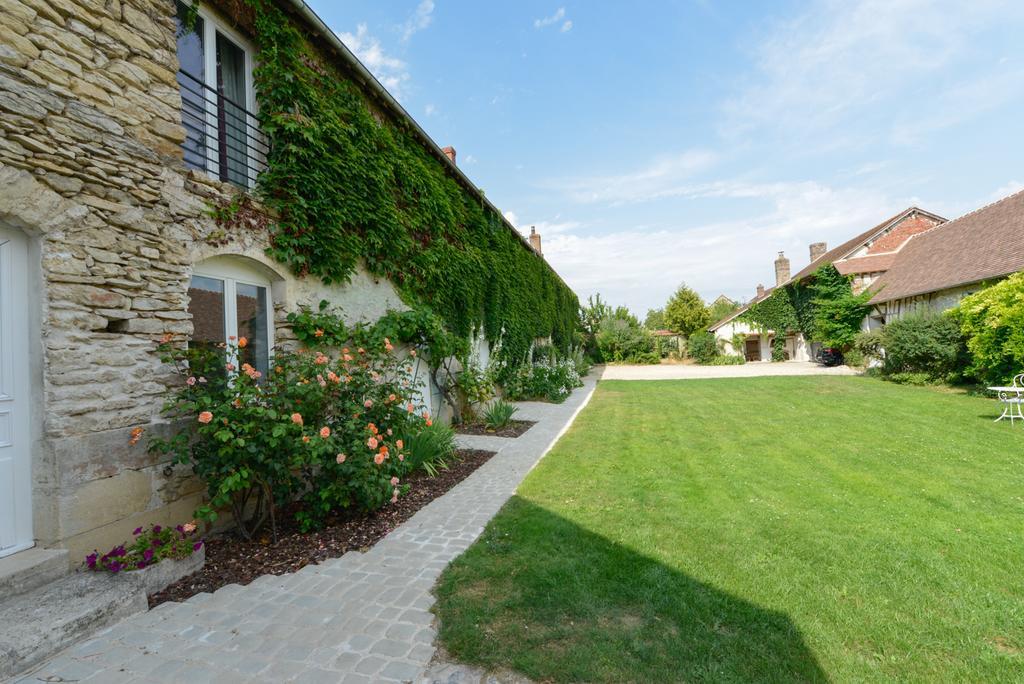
[954,273,1024,385]
[687,331,720,364]
[151,337,432,537]
[880,314,966,381]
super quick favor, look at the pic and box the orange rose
[198,411,213,424]
[319,426,331,439]
[238,337,248,348]
[291,413,303,426]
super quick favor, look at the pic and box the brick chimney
[756,284,765,299]
[441,146,456,165]
[529,226,542,254]
[774,251,790,286]
[809,241,828,262]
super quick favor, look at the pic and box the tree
[644,308,666,330]
[708,297,738,324]
[663,284,711,336]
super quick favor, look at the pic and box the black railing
[177,69,268,188]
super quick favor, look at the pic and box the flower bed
[456,420,536,438]
[149,448,495,607]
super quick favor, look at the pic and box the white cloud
[722,0,1024,142]
[560,20,573,32]
[547,150,718,205]
[536,7,569,29]
[339,24,410,98]
[401,0,435,42]
[991,180,1024,201]
[424,103,436,116]
[463,154,478,165]
[537,180,906,314]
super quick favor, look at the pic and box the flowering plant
[86,522,202,574]
[150,332,433,538]
[500,343,583,403]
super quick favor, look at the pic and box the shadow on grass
[435,497,826,683]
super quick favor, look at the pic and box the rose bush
[151,335,432,538]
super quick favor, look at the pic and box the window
[188,258,273,377]
[175,2,267,188]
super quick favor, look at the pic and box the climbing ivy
[741,264,870,358]
[242,0,578,365]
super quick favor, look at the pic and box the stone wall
[0,0,439,563]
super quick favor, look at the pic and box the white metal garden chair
[993,374,1024,425]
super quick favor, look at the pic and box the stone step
[0,571,147,680]
[0,547,68,598]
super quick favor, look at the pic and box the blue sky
[310,0,1024,316]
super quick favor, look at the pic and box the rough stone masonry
[0,0,422,563]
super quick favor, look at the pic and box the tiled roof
[868,189,1024,304]
[834,254,897,275]
[789,207,945,282]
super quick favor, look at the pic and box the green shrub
[401,422,456,477]
[885,371,938,386]
[707,354,745,366]
[595,317,656,364]
[853,329,884,364]
[456,361,495,422]
[953,273,1024,385]
[880,314,966,381]
[483,400,519,430]
[687,331,720,364]
[842,348,865,369]
[503,349,583,403]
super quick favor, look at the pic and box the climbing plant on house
[741,265,869,359]
[238,0,577,366]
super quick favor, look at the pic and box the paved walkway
[16,372,600,684]
[602,360,858,380]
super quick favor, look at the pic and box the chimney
[774,251,790,286]
[756,284,765,299]
[809,241,827,262]
[529,226,542,254]
[441,146,456,165]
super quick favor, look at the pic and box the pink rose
[336,453,346,464]
[320,426,331,439]
[291,413,303,426]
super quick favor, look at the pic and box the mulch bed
[149,448,496,608]
[456,420,536,438]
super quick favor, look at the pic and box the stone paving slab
[15,371,601,684]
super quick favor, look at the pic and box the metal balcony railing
[177,69,268,189]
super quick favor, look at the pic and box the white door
[0,227,31,557]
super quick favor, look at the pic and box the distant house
[868,190,1024,321]
[711,208,946,361]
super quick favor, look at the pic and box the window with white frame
[188,258,274,377]
[174,2,267,188]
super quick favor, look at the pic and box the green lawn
[434,376,1024,682]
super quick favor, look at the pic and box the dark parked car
[816,347,844,366]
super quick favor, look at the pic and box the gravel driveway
[601,361,859,380]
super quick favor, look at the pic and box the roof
[278,1,572,292]
[709,206,945,332]
[834,253,897,275]
[789,207,946,282]
[868,189,1024,304]
[650,329,680,337]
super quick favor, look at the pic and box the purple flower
[132,526,143,535]
[109,562,122,573]
[175,524,184,533]
[152,525,162,534]
[143,549,154,562]
[85,552,98,569]
[193,541,204,552]
[136,561,147,569]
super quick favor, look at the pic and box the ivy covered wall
[236,0,578,364]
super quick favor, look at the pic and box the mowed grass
[434,376,1024,682]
